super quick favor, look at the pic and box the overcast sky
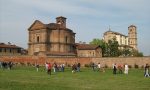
[0,0,150,56]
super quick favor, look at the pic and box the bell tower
[128,25,137,50]
[56,16,66,28]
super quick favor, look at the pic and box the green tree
[130,50,143,57]
[89,38,143,57]
[107,38,120,57]
[89,38,107,57]
[122,49,131,56]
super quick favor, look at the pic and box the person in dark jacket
[113,63,117,74]
[144,64,149,77]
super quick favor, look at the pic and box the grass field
[0,66,150,90]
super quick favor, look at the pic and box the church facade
[28,16,76,56]
[103,25,138,50]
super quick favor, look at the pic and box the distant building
[28,16,76,56]
[76,44,102,57]
[0,43,22,55]
[128,25,138,50]
[103,25,138,50]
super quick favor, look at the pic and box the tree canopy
[89,38,143,57]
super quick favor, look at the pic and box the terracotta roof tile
[76,44,100,50]
[0,43,21,48]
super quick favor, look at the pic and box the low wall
[0,56,150,68]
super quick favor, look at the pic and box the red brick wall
[0,56,150,67]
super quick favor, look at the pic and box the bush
[128,65,132,68]
[141,65,144,69]
[104,64,108,68]
[67,64,71,67]
[27,62,31,66]
[84,64,90,67]
[20,62,25,66]
[134,64,139,68]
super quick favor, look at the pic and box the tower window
[37,36,40,42]
[65,36,68,43]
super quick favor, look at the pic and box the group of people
[1,61,149,77]
[44,62,66,75]
[112,63,150,77]
[45,62,52,75]
[90,62,149,77]
[91,62,105,72]
[0,61,13,70]
[71,63,81,73]
[112,63,129,75]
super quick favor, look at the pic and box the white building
[103,25,137,50]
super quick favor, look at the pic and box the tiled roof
[29,20,72,30]
[0,43,21,49]
[46,23,62,29]
[76,44,100,50]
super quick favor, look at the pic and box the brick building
[28,16,76,56]
[0,43,22,55]
[76,44,102,57]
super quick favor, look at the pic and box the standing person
[124,64,129,74]
[61,63,65,72]
[113,63,117,74]
[8,61,13,70]
[97,63,101,72]
[0,61,2,68]
[144,64,150,77]
[53,63,57,73]
[77,63,81,72]
[48,63,51,75]
[45,62,48,72]
[36,64,39,72]
[91,62,95,71]
[118,64,123,74]
[72,64,76,74]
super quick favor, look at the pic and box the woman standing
[124,64,129,74]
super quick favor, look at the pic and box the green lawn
[0,66,150,90]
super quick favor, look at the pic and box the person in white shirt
[124,64,129,74]
[45,62,49,73]
[98,63,101,72]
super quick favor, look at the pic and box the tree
[120,48,131,56]
[130,50,143,57]
[89,38,143,57]
[89,38,107,57]
[107,38,120,57]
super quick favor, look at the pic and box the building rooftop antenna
[109,25,111,31]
